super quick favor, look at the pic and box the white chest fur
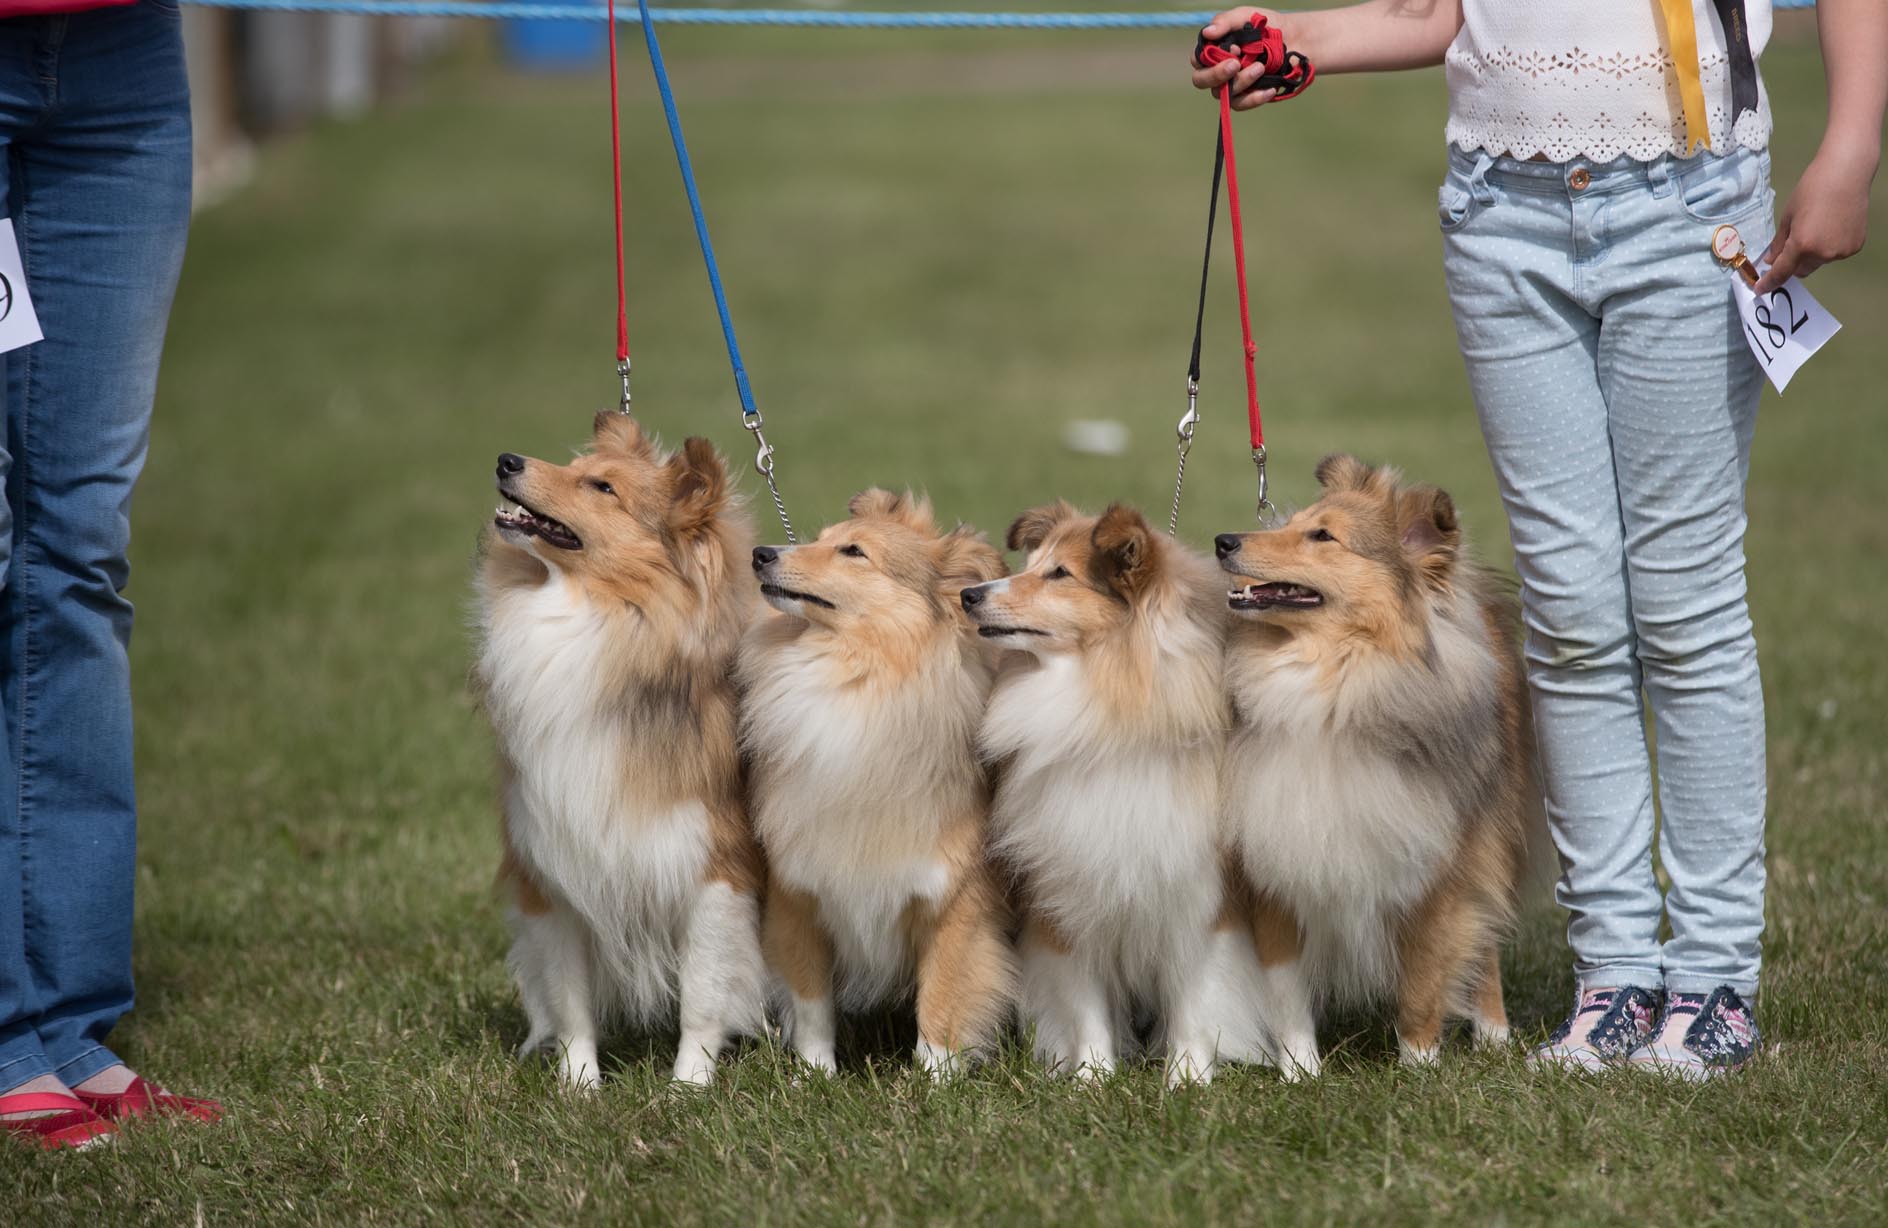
[986,655,1224,975]
[741,629,980,1006]
[1222,655,1458,996]
[481,577,713,1019]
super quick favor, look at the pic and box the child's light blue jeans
[1439,144,1771,998]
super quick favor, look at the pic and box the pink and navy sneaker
[1628,987,1760,1079]
[1529,986,1660,1071]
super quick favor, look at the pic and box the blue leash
[631,0,797,540]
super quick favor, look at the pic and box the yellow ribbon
[1654,0,1712,153]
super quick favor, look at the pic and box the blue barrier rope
[180,2,1215,25]
[163,2,1832,24]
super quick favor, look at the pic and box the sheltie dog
[1215,454,1538,1077]
[739,490,1014,1075]
[474,413,768,1088]
[961,502,1267,1085]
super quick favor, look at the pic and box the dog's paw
[914,1039,963,1081]
[1164,1052,1216,1089]
[1472,1021,1513,1050]
[671,1052,717,1087]
[557,1058,603,1092]
[1397,1037,1442,1068]
[787,1046,837,1084]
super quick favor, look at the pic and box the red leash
[1184,16,1313,522]
[607,0,632,411]
[1217,83,1260,454]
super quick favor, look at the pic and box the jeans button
[1569,167,1592,191]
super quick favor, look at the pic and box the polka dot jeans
[1440,144,1771,998]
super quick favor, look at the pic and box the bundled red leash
[1169,15,1313,532]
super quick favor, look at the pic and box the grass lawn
[6,12,1886,1225]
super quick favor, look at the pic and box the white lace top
[1445,0,1773,162]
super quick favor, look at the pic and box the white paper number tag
[1732,275,1839,393]
[0,219,42,355]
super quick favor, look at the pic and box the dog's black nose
[752,546,779,572]
[1214,533,1243,559]
[960,586,986,610]
[496,452,526,479]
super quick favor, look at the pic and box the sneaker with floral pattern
[1528,986,1660,1071]
[1627,986,1760,1079]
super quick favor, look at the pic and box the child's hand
[1190,7,1286,111]
[1756,144,1878,294]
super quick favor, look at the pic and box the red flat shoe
[74,1076,223,1124]
[0,1091,117,1151]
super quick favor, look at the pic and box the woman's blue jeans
[0,0,190,1090]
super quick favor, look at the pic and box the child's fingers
[1200,9,1248,39]
[1231,87,1279,112]
[1229,62,1274,95]
[1754,217,1796,293]
[1191,60,1240,90]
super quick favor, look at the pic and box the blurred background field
[6,6,1885,1224]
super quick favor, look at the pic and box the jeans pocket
[1677,151,1769,225]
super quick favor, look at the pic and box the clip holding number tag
[1713,224,1841,394]
[0,220,43,355]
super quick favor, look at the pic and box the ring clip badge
[1711,224,1841,394]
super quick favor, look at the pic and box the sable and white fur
[1217,454,1539,1077]
[964,502,1268,1085]
[740,490,1014,1075]
[475,414,767,1088]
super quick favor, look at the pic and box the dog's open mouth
[494,496,581,551]
[1228,581,1324,611]
[975,625,1049,640]
[760,583,837,611]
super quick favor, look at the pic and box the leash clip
[615,358,633,415]
[1168,378,1201,537]
[1252,443,1278,526]
[744,411,798,545]
[743,411,775,475]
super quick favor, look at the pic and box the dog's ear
[592,411,655,458]
[1005,501,1076,555]
[665,437,730,537]
[935,525,1006,594]
[1314,453,1374,493]
[848,488,936,534]
[1398,484,1460,589]
[1091,503,1158,599]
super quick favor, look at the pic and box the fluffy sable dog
[1215,454,1538,1077]
[739,490,1014,1075]
[475,413,767,1088]
[961,502,1267,1085]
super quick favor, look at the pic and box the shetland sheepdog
[961,502,1267,1085]
[474,413,768,1088]
[1215,454,1538,1077]
[739,490,1014,1075]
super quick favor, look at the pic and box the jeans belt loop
[1468,152,1498,207]
[1648,155,1675,198]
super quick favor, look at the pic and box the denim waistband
[1446,142,1766,199]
